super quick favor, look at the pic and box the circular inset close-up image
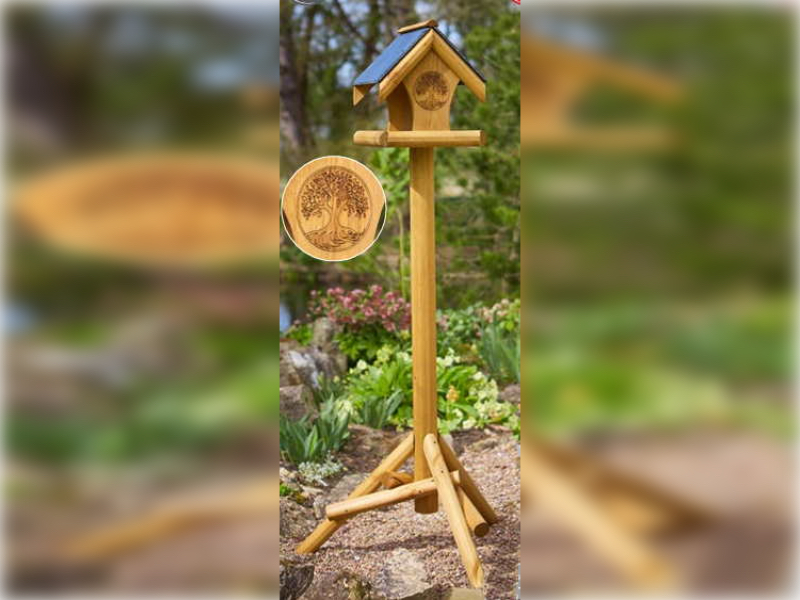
[281,156,386,261]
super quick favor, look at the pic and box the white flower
[299,457,343,486]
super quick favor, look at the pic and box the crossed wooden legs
[296,432,498,589]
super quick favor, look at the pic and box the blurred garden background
[6,4,280,595]
[522,6,793,593]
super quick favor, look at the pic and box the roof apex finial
[397,19,438,34]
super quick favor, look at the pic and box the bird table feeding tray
[297,20,495,590]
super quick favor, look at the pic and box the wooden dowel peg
[424,434,484,588]
[438,435,498,525]
[327,471,461,520]
[458,487,490,538]
[296,433,414,554]
[353,130,388,147]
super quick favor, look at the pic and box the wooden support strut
[327,471,461,520]
[424,434,485,588]
[439,434,498,525]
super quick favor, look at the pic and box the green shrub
[358,390,403,429]
[340,346,516,434]
[285,323,313,346]
[335,327,406,363]
[478,322,521,385]
[279,399,350,465]
[438,299,521,379]
[310,375,345,408]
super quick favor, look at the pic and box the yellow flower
[446,386,460,403]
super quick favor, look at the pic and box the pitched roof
[353,26,485,87]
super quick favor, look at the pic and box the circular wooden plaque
[281,156,386,261]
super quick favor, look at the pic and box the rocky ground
[280,426,520,600]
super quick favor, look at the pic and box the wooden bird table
[296,20,496,589]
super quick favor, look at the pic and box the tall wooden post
[409,146,438,513]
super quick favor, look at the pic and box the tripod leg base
[296,433,414,554]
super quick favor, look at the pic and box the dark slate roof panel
[353,27,429,86]
[353,26,486,87]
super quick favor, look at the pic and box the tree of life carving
[299,167,369,252]
[414,71,449,110]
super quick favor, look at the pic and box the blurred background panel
[6,3,279,596]
[522,4,793,595]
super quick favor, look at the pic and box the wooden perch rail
[354,130,486,148]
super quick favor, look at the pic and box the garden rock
[327,473,366,503]
[280,559,314,600]
[468,437,499,453]
[311,318,340,350]
[500,384,520,405]
[280,385,316,421]
[303,570,377,600]
[372,549,435,600]
[282,347,345,389]
[279,498,316,540]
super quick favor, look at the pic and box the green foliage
[335,327,405,364]
[310,375,345,408]
[478,322,521,385]
[358,390,403,430]
[438,299,521,384]
[340,346,517,435]
[280,482,305,502]
[298,457,343,486]
[285,323,313,346]
[279,399,350,466]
